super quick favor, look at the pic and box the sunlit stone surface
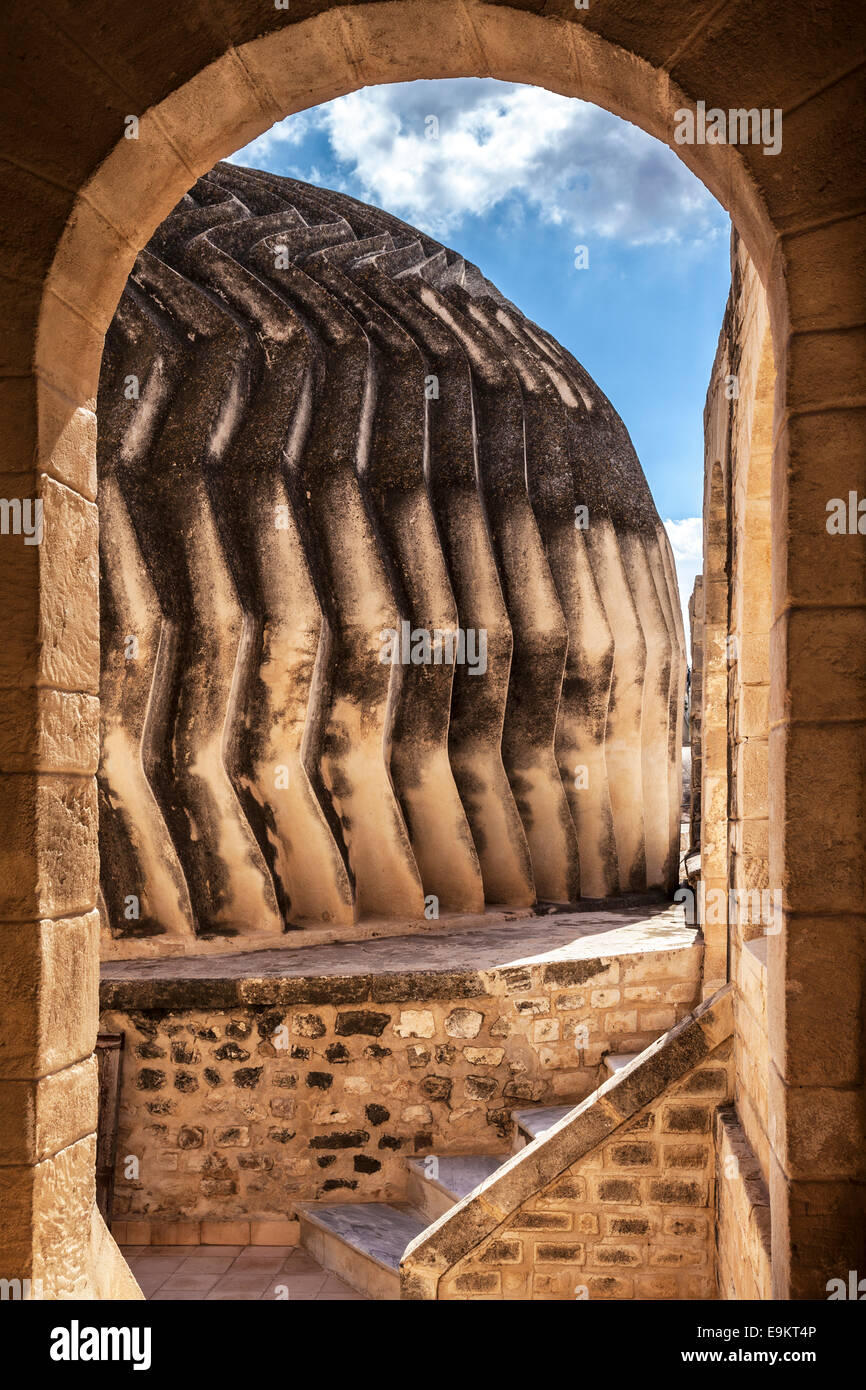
[97,163,684,951]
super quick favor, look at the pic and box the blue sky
[230,78,732,631]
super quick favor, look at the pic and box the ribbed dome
[97,163,684,951]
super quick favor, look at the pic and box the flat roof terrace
[100,900,698,1011]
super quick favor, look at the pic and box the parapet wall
[714,1106,772,1301]
[99,908,701,1231]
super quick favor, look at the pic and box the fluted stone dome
[97,162,684,951]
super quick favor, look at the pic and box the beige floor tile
[176,1256,235,1275]
[204,1284,262,1295]
[159,1271,222,1294]
[185,1245,244,1258]
[261,1273,328,1299]
[279,1251,327,1274]
[278,1256,325,1271]
[230,1251,287,1269]
[134,1275,173,1296]
[129,1240,369,1300]
[150,1291,205,1301]
[127,1256,183,1272]
[208,1273,275,1296]
[130,1263,185,1288]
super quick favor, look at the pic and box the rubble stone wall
[100,939,701,1225]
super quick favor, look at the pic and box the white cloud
[229,85,714,662]
[664,516,703,658]
[231,78,727,248]
[229,110,314,161]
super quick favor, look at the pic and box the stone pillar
[0,342,139,1299]
[767,220,866,1298]
[0,378,92,1292]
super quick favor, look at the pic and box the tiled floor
[122,1244,367,1300]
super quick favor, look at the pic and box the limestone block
[394,1011,435,1040]
[0,1055,98,1165]
[35,291,104,405]
[0,689,99,775]
[0,773,98,919]
[768,1061,865,1181]
[0,912,99,1079]
[2,1135,103,1298]
[444,1009,483,1039]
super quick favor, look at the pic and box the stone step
[512,1104,573,1146]
[296,1202,427,1301]
[512,1055,643,1146]
[406,1153,505,1222]
[603,1051,641,1077]
[401,987,735,1299]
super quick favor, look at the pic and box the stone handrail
[401,986,733,1299]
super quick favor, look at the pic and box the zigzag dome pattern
[97,162,685,950]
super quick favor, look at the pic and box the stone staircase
[512,1053,641,1142]
[293,985,734,1301]
[295,1050,639,1298]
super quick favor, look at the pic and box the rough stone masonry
[99,909,701,1224]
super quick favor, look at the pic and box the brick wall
[733,938,770,1180]
[437,1039,733,1300]
[714,1106,771,1299]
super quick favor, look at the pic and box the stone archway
[2,0,863,1300]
